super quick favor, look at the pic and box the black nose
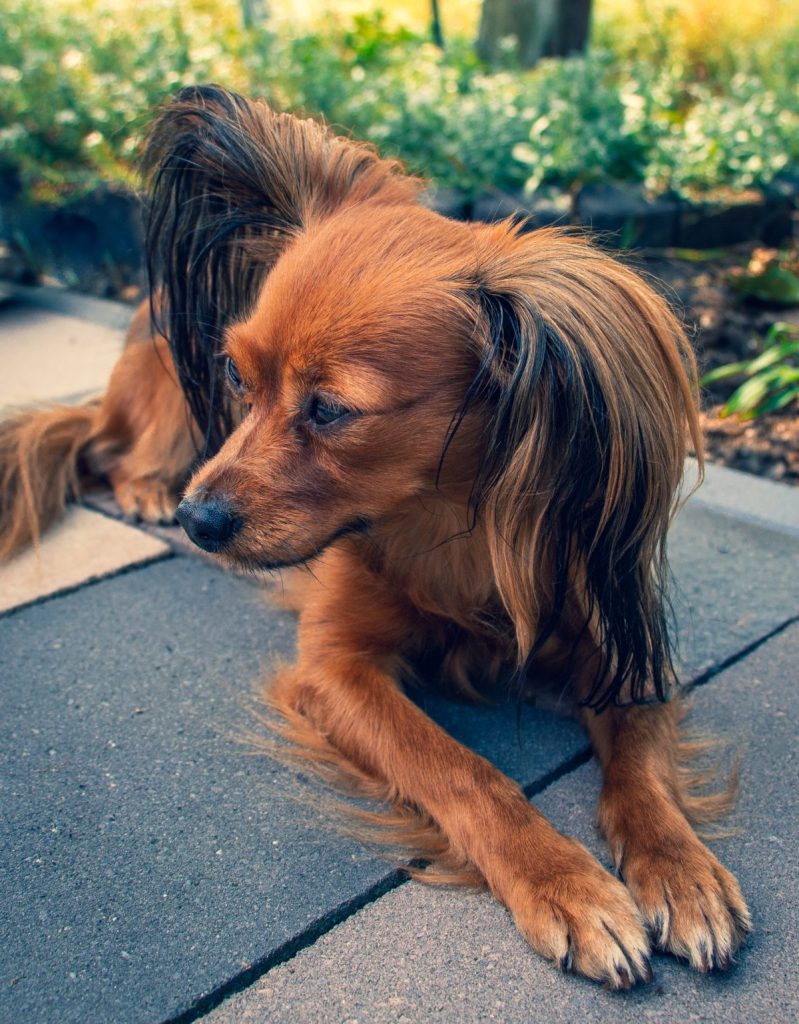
[175,495,242,552]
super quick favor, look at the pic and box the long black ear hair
[454,225,702,710]
[141,84,421,455]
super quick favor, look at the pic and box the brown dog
[0,86,750,987]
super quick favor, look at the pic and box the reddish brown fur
[0,90,751,989]
[0,302,197,557]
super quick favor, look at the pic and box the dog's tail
[0,401,101,561]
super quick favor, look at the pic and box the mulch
[637,241,799,486]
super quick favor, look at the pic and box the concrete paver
[0,506,169,614]
[205,624,799,1024]
[0,556,589,1024]
[85,496,799,684]
[4,285,136,332]
[0,294,127,412]
[688,458,799,539]
[666,502,797,677]
[0,558,383,1024]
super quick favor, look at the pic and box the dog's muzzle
[176,494,242,553]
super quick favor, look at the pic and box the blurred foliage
[0,0,797,203]
[703,321,799,419]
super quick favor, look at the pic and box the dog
[0,85,750,987]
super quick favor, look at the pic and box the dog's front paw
[506,838,652,989]
[618,832,751,972]
[113,476,178,525]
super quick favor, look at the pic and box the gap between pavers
[0,505,170,614]
[203,623,799,1024]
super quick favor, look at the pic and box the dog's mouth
[176,500,371,571]
[237,517,372,572]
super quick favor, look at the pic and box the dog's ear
[456,227,702,709]
[142,84,421,453]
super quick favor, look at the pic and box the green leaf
[723,374,771,414]
[671,247,736,262]
[757,386,799,414]
[701,361,749,384]
[730,263,799,305]
[746,340,799,374]
[766,322,799,344]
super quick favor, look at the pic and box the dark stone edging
[1,171,796,294]
[0,172,145,294]
[437,177,797,250]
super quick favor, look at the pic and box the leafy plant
[512,53,669,192]
[702,322,799,418]
[730,262,799,306]
[0,1,797,204]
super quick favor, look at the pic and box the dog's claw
[617,835,750,974]
[113,477,178,525]
[509,837,652,989]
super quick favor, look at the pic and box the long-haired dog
[0,85,750,988]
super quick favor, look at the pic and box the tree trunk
[545,0,592,58]
[477,0,591,69]
[431,0,445,48]
[241,0,268,30]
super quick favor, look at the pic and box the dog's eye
[308,394,350,427]
[226,357,244,392]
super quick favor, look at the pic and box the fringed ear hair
[141,84,421,455]
[457,226,702,710]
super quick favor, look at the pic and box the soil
[635,239,799,486]
[699,407,799,484]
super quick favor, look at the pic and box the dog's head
[147,87,703,710]
[175,203,481,569]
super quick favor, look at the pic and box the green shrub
[0,0,253,199]
[651,74,799,194]
[513,55,799,196]
[0,1,796,204]
[512,53,665,192]
[703,322,799,418]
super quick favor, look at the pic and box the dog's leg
[269,562,652,989]
[0,303,198,556]
[582,698,751,970]
[88,304,200,524]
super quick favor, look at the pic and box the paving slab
[205,623,799,1024]
[5,285,135,332]
[1,499,794,1024]
[0,296,126,412]
[667,502,799,677]
[0,506,169,614]
[0,558,381,1024]
[89,491,799,685]
[0,556,591,1024]
[687,457,799,540]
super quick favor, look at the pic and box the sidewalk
[1,287,797,1024]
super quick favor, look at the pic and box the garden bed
[641,242,799,485]
[699,407,798,484]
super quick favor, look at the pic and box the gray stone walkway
[0,286,797,1024]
